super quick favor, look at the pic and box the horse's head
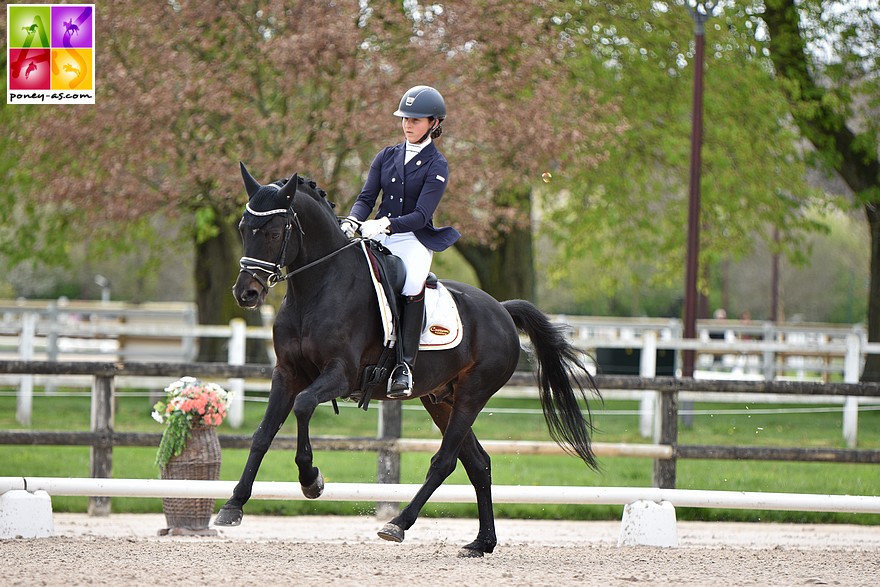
[233,162,302,308]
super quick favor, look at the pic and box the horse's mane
[274,174,336,216]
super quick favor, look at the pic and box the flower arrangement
[152,377,231,468]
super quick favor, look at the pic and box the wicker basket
[159,423,221,536]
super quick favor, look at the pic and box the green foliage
[193,206,220,245]
[540,1,826,301]
[154,411,191,469]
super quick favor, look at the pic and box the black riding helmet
[393,85,446,119]
[394,85,446,141]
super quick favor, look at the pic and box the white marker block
[617,499,678,547]
[0,490,54,539]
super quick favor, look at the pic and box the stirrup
[387,363,413,399]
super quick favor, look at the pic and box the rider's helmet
[393,85,446,120]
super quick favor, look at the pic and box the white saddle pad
[362,242,463,351]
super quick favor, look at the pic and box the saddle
[354,239,462,409]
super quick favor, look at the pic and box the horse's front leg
[292,362,348,499]
[214,368,298,526]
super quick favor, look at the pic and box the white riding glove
[360,217,391,239]
[339,216,359,239]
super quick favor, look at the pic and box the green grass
[1,389,879,524]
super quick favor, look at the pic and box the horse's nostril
[237,289,260,306]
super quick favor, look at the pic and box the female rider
[340,85,460,398]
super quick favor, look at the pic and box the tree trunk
[194,216,268,363]
[457,226,536,303]
[763,0,880,381]
[866,205,880,381]
[456,184,536,303]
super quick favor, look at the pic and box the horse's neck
[296,196,347,260]
[283,196,363,292]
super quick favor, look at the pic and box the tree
[7,0,619,344]
[762,0,880,380]
[538,1,828,315]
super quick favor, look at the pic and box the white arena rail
[2,477,879,514]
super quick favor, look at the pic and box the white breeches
[373,232,433,296]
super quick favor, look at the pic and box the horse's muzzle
[233,271,267,308]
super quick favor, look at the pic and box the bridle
[238,188,360,288]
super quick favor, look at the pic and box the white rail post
[17,312,37,426]
[762,321,776,381]
[45,301,59,394]
[842,332,860,448]
[227,318,247,429]
[639,330,658,439]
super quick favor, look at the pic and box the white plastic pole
[227,318,247,429]
[17,312,37,426]
[639,331,658,439]
[842,332,860,448]
[3,477,880,514]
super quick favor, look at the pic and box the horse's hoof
[458,547,485,558]
[213,506,243,527]
[301,469,324,499]
[377,522,404,543]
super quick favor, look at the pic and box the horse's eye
[270,231,282,240]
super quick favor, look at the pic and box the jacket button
[391,178,396,182]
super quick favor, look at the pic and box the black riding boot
[388,289,425,399]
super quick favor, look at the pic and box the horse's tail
[503,299,601,471]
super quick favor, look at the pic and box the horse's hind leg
[456,434,496,556]
[415,398,497,556]
[214,369,297,526]
[379,394,496,556]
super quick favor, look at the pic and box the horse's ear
[277,173,298,204]
[240,162,262,199]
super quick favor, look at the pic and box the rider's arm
[349,148,390,221]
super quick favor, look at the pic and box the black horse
[214,163,601,557]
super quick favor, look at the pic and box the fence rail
[3,360,880,514]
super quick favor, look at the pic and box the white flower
[151,410,164,424]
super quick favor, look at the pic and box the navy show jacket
[350,141,460,252]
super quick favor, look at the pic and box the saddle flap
[364,240,405,294]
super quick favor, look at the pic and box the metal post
[682,1,716,377]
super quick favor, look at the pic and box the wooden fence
[2,360,880,515]
[4,300,880,444]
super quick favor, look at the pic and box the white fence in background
[2,299,879,444]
